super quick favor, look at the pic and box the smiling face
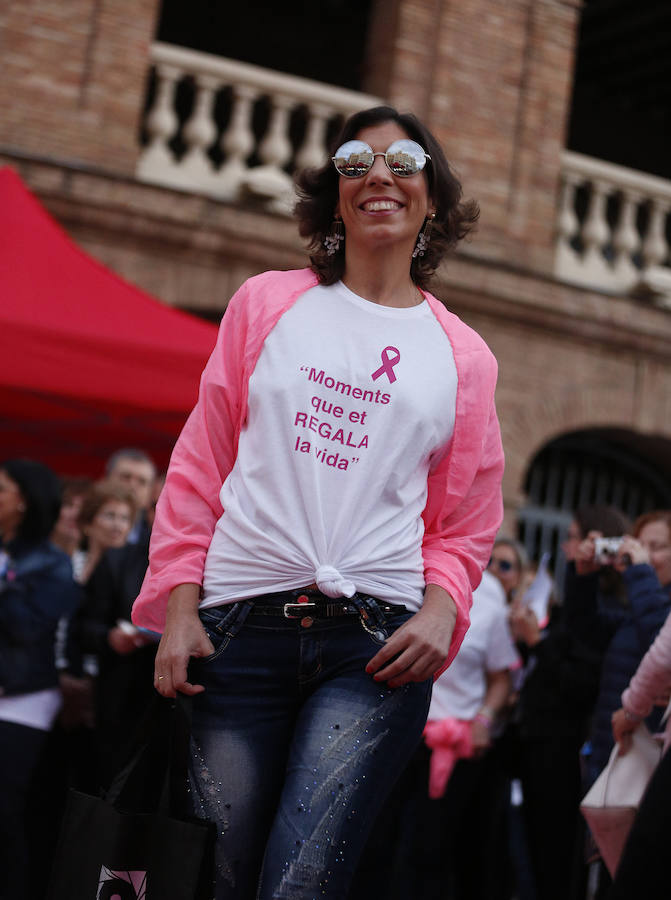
[335,121,434,259]
[638,519,671,586]
[487,542,522,601]
[83,499,133,553]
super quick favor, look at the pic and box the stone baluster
[612,191,640,282]
[639,199,671,307]
[245,93,295,211]
[295,103,332,172]
[214,84,258,201]
[180,73,220,184]
[137,64,180,180]
[555,151,671,293]
[641,198,670,271]
[257,94,294,174]
[554,172,580,278]
[581,179,610,277]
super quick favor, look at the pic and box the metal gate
[517,430,671,595]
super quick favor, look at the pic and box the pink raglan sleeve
[132,282,250,633]
[422,343,504,675]
[622,608,671,719]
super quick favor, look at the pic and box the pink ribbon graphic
[371,346,401,384]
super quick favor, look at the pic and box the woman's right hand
[611,707,639,755]
[154,584,214,698]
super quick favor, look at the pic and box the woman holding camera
[133,105,504,899]
[608,512,671,897]
[565,510,671,782]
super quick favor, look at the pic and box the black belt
[248,597,407,620]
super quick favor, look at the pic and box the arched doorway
[518,427,671,592]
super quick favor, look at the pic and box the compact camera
[594,536,624,563]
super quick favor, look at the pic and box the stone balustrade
[136,42,381,214]
[556,151,671,304]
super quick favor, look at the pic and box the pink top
[424,718,473,798]
[131,268,504,674]
[622,606,671,751]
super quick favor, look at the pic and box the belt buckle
[283,602,317,618]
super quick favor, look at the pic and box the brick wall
[0,0,158,173]
[366,0,581,277]
[3,0,671,531]
[430,256,671,530]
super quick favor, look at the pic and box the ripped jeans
[188,592,432,900]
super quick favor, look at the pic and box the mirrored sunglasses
[332,139,431,178]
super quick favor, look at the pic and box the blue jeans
[188,594,432,900]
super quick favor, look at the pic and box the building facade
[2,0,670,555]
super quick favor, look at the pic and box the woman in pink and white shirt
[609,510,671,898]
[133,105,504,900]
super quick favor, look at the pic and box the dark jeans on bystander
[0,719,49,900]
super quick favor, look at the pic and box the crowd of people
[2,448,669,900]
[2,103,671,900]
[349,506,671,900]
[0,449,161,899]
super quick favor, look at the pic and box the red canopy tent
[0,167,219,476]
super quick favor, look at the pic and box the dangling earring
[324,216,344,256]
[412,212,436,259]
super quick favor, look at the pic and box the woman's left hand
[365,584,456,688]
[614,535,649,571]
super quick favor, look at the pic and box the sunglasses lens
[333,140,374,177]
[385,139,428,177]
[488,558,513,572]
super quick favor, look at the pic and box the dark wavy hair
[1,459,62,543]
[294,106,479,288]
[574,504,631,539]
[574,504,631,602]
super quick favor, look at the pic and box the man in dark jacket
[80,522,158,788]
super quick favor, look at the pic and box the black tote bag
[47,695,215,900]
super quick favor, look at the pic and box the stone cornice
[3,149,670,361]
[433,252,671,362]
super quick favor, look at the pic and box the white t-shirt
[428,571,519,721]
[202,281,458,612]
[0,688,62,731]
